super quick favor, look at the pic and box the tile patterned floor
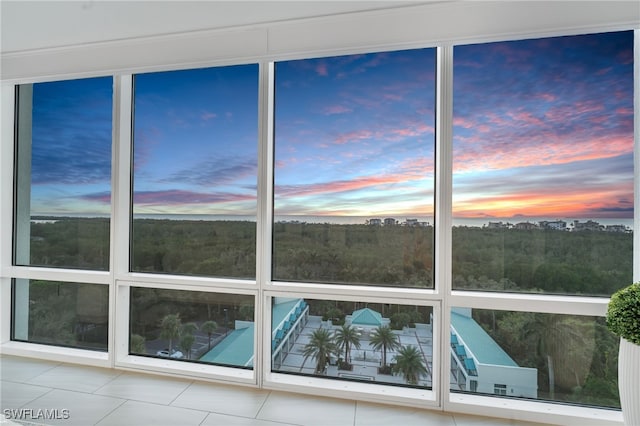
[0,355,550,426]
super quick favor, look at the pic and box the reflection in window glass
[12,279,109,350]
[129,288,254,368]
[449,307,620,408]
[273,49,436,287]
[14,78,112,270]
[131,65,259,278]
[452,31,634,296]
[272,298,433,389]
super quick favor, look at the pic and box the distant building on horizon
[514,222,538,230]
[573,220,603,232]
[539,220,567,231]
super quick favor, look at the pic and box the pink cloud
[454,134,632,174]
[334,129,376,145]
[316,63,328,76]
[453,117,474,129]
[133,189,254,206]
[277,170,426,199]
[506,110,545,127]
[323,105,352,115]
[534,93,557,102]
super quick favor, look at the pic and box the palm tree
[201,320,218,351]
[181,322,199,336]
[334,324,361,366]
[523,313,588,399]
[392,345,428,385]
[180,333,196,359]
[302,328,339,374]
[159,313,182,353]
[369,325,401,373]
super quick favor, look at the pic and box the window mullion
[435,43,454,411]
[112,74,133,365]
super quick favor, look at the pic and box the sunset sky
[27,31,633,221]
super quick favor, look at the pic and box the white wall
[1,1,638,83]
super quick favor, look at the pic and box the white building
[450,308,537,398]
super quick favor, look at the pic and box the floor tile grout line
[254,389,273,420]
[166,378,196,407]
[90,396,128,426]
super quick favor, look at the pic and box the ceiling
[1,1,435,54]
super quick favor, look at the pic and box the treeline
[452,226,633,295]
[28,217,110,270]
[27,218,633,295]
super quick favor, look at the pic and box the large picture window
[449,307,620,408]
[129,288,254,368]
[12,280,109,351]
[3,17,636,422]
[131,65,259,278]
[271,298,433,389]
[273,49,436,288]
[452,31,634,296]
[13,77,113,270]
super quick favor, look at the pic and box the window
[12,279,109,350]
[273,49,436,287]
[452,31,634,296]
[494,384,507,396]
[271,298,433,389]
[129,287,254,368]
[13,77,113,270]
[2,13,636,424]
[131,65,259,278]
[450,307,620,408]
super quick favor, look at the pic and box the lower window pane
[272,298,433,389]
[450,307,620,408]
[129,288,254,368]
[11,279,109,350]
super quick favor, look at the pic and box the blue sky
[29,77,112,215]
[132,64,258,216]
[453,31,634,219]
[274,48,436,218]
[27,31,634,220]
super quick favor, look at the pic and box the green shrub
[606,283,640,345]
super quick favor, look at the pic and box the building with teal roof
[199,298,309,369]
[345,307,390,331]
[450,308,537,398]
[200,322,255,367]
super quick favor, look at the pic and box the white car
[156,349,184,359]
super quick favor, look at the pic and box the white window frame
[1,3,638,425]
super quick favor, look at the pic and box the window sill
[448,392,623,426]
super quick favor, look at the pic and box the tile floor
[0,355,551,426]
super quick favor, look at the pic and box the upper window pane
[273,49,436,287]
[14,77,112,270]
[131,65,258,278]
[452,31,634,296]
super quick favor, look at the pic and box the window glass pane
[272,298,433,389]
[450,307,620,408]
[273,49,436,287]
[131,65,258,278]
[452,31,634,295]
[11,279,109,351]
[129,287,254,368]
[14,78,112,270]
